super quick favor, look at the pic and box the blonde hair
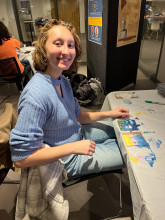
[33,19,82,74]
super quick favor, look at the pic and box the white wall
[30,0,52,21]
[0,0,19,40]
[79,0,85,33]
[157,35,165,82]
[0,0,9,27]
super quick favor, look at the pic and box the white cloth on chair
[15,159,69,220]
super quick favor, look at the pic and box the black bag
[75,78,96,105]
[69,73,87,96]
[69,73,105,106]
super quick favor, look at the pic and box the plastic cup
[123,93,131,104]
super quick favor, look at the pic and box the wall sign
[88,0,102,45]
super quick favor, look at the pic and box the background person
[0,21,31,90]
[32,17,49,46]
[10,19,129,179]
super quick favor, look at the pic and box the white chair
[149,22,160,40]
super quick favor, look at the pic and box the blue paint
[148,138,162,148]
[145,153,156,167]
[135,117,139,120]
[149,138,153,142]
[131,134,149,146]
[134,144,156,167]
[156,140,162,148]
[117,119,140,131]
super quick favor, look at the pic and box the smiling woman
[10,19,129,181]
[33,19,81,74]
[44,25,76,78]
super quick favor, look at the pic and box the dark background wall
[85,0,109,89]
[85,0,145,93]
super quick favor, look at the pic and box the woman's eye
[55,42,62,46]
[68,44,75,48]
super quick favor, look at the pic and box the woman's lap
[81,120,116,143]
[62,121,125,179]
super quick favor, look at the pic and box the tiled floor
[0,67,157,220]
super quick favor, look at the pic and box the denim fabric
[62,121,125,180]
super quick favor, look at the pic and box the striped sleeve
[10,92,47,161]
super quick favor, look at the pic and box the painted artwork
[122,132,156,167]
[115,102,164,168]
[117,119,140,131]
[117,0,141,47]
[122,132,149,146]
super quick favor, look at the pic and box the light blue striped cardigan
[10,72,81,161]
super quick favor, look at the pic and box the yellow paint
[135,112,146,116]
[123,134,133,146]
[122,132,142,163]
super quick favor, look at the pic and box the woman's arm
[14,139,96,168]
[77,106,129,124]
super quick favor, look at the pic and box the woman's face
[45,25,76,75]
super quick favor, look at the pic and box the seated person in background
[32,17,49,46]
[0,21,31,90]
[10,19,129,179]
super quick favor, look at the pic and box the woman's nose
[61,45,69,54]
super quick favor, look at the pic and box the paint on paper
[117,119,140,131]
[122,132,156,167]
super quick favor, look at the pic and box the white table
[101,90,165,220]
[17,46,36,74]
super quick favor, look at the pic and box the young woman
[10,19,129,179]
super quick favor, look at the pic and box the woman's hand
[72,140,96,156]
[77,106,130,124]
[32,41,37,46]
[109,106,130,118]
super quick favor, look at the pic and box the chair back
[0,103,18,184]
[150,22,160,31]
[0,57,21,78]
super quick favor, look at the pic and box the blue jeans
[62,121,125,180]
